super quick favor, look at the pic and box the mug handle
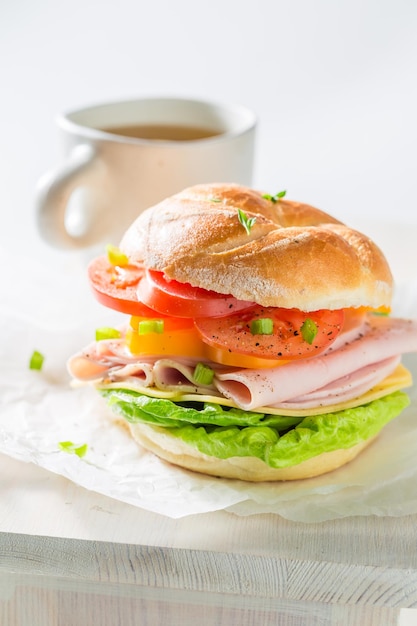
[35,144,105,249]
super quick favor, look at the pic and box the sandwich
[68,183,417,481]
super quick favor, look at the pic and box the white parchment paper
[1,245,417,521]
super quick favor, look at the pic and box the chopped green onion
[300,318,318,344]
[262,190,287,203]
[193,362,215,385]
[95,327,121,341]
[209,197,222,203]
[138,319,164,335]
[106,244,129,266]
[237,208,257,235]
[58,441,88,458]
[29,350,44,370]
[250,318,274,335]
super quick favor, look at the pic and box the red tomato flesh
[88,256,345,363]
[88,256,156,316]
[194,306,345,361]
[136,270,256,318]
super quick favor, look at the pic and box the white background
[1,7,417,620]
[1,0,416,263]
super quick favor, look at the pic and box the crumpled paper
[1,243,417,521]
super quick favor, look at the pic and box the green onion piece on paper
[193,362,215,385]
[95,327,121,341]
[29,350,44,370]
[300,318,318,344]
[138,319,164,335]
[106,244,129,267]
[250,318,274,335]
[58,441,88,458]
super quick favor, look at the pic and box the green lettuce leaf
[100,388,410,469]
[102,390,302,430]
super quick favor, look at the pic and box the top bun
[120,183,393,311]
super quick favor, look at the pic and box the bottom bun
[128,423,376,482]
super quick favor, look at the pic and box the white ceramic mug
[35,97,257,249]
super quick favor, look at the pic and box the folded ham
[268,356,401,410]
[68,315,417,411]
[215,316,417,409]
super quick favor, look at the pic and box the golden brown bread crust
[120,183,393,311]
[129,423,375,481]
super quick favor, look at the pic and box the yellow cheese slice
[98,363,412,417]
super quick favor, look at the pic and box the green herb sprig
[237,208,257,235]
[262,190,287,203]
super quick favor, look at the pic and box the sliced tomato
[194,306,345,361]
[88,256,156,316]
[136,269,256,318]
[127,315,289,366]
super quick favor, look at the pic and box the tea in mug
[101,124,221,141]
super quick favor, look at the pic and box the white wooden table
[0,451,416,625]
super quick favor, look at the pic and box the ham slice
[104,362,154,386]
[270,355,400,410]
[67,338,155,383]
[68,315,416,411]
[214,316,417,409]
[67,356,112,381]
[152,358,220,394]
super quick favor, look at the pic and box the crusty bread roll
[120,183,393,311]
[129,422,375,481]
[106,183,399,482]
